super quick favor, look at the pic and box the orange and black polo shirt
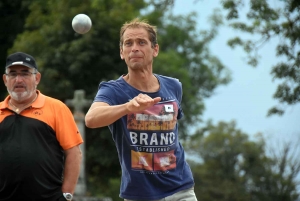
[0,90,83,201]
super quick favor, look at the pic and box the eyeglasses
[5,72,37,79]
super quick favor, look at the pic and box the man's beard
[8,88,35,101]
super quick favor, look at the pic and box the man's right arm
[85,102,129,128]
[85,94,161,128]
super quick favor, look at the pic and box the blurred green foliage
[185,120,300,201]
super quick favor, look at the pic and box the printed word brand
[130,132,175,145]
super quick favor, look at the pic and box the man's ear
[3,74,7,86]
[120,48,124,60]
[35,72,41,85]
[153,44,159,57]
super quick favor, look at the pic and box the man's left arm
[62,145,82,194]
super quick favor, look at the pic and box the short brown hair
[119,18,158,48]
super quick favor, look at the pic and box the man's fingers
[127,95,161,113]
[153,97,161,104]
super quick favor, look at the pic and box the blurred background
[1,0,299,200]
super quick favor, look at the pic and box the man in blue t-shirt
[85,18,197,201]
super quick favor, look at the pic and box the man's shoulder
[99,76,126,88]
[41,93,62,103]
[40,93,67,108]
[155,74,181,85]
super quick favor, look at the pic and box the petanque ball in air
[72,14,92,34]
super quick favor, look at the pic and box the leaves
[185,120,300,200]
[220,0,300,115]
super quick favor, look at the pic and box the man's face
[3,65,40,101]
[120,27,159,70]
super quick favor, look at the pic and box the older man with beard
[0,52,83,201]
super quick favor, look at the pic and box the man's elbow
[85,114,95,128]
